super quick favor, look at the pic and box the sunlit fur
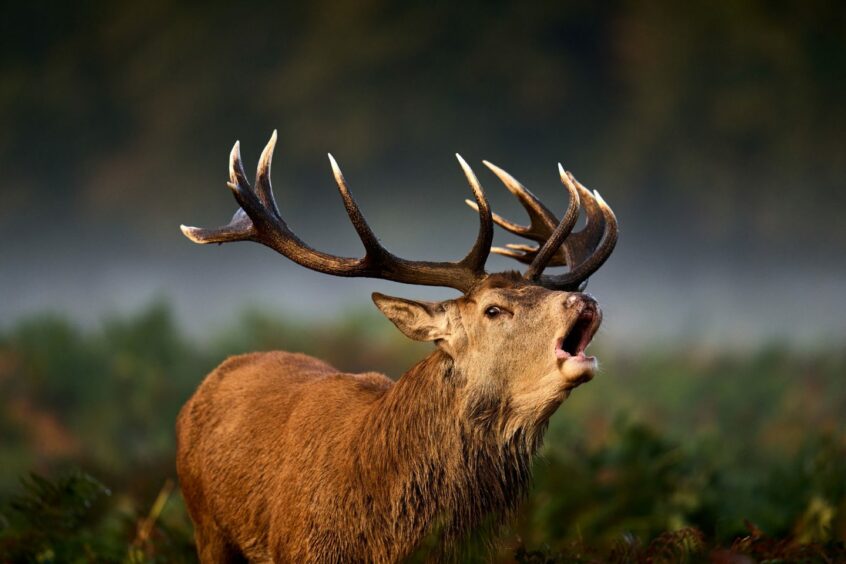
[176,273,600,562]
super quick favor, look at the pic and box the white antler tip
[596,191,613,213]
[327,153,344,181]
[258,132,277,173]
[265,130,277,150]
[180,224,202,242]
[261,131,277,157]
[456,153,476,175]
[481,159,505,175]
[228,142,242,179]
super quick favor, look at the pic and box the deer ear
[372,293,451,342]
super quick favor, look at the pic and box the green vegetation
[0,470,194,563]
[1,304,844,562]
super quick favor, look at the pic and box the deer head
[181,130,617,428]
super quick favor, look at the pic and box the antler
[181,131,493,293]
[466,162,617,290]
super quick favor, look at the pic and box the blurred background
[1,0,844,561]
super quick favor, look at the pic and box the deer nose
[564,292,598,310]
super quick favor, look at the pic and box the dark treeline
[2,0,844,256]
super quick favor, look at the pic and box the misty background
[1,0,844,351]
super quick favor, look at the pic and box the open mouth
[555,307,601,360]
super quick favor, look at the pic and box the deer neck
[354,350,541,551]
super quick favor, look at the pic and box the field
[1,304,844,562]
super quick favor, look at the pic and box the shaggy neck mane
[351,350,548,558]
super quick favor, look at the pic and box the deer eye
[484,305,503,318]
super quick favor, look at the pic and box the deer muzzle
[556,293,602,363]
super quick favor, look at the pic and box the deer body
[177,132,617,562]
[178,349,534,562]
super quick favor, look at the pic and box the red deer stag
[177,130,617,562]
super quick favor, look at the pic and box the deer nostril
[565,292,600,311]
[565,294,582,309]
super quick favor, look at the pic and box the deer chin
[557,353,597,389]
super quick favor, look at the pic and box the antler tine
[464,160,617,290]
[180,140,260,245]
[181,134,495,293]
[180,208,256,244]
[455,154,493,274]
[538,188,617,290]
[557,171,608,268]
[328,154,384,261]
[464,199,528,240]
[229,140,249,190]
[523,164,581,280]
[255,130,282,218]
[484,243,538,264]
[474,162,579,268]
[465,161,559,242]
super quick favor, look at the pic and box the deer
[176,130,618,563]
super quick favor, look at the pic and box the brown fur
[176,274,602,562]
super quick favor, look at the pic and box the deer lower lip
[555,308,599,360]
